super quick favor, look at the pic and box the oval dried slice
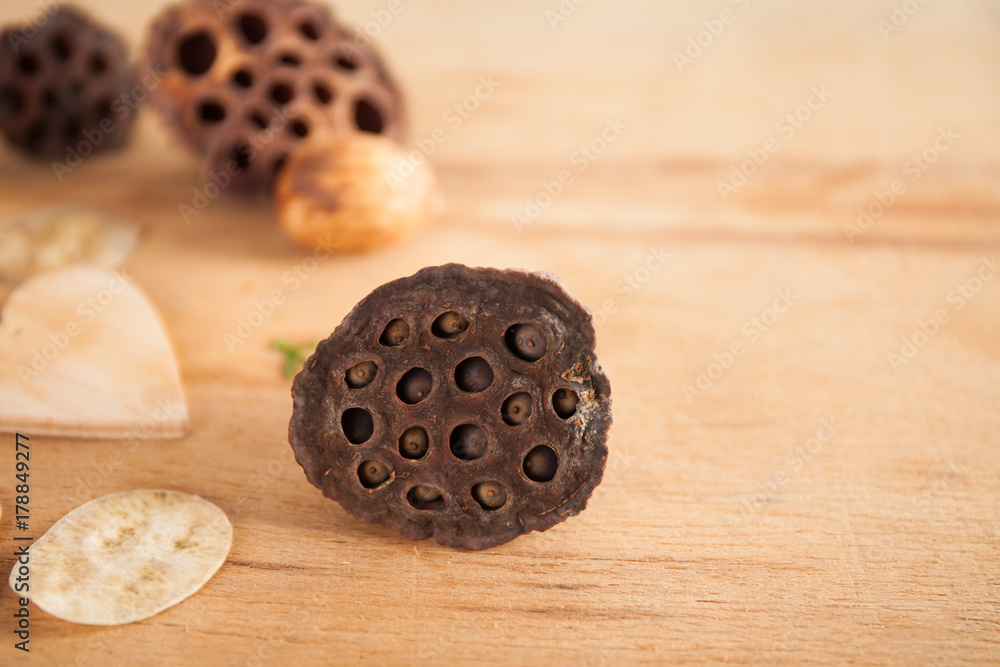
[8,490,232,625]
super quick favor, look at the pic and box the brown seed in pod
[288,264,613,550]
[0,7,136,159]
[143,0,405,192]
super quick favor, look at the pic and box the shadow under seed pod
[505,324,547,362]
[396,368,432,404]
[345,361,377,388]
[523,445,558,482]
[472,481,507,510]
[552,388,579,419]
[379,318,410,346]
[398,426,428,459]
[501,392,533,426]
[358,460,390,488]
[454,357,493,393]
[407,485,443,510]
[450,424,487,460]
[432,311,469,338]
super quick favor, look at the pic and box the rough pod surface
[144,0,404,191]
[0,7,136,159]
[289,264,612,550]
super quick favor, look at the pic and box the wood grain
[0,0,998,665]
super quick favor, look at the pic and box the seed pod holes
[289,264,612,550]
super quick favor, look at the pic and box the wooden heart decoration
[0,267,188,439]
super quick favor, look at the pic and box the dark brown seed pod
[288,264,613,550]
[143,0,405,192]
[0,7,136,159]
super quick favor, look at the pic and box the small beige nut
[275,133,436,252]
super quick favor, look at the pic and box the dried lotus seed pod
[144,0,405,192]
[288,264,613,550]
[0,7,136,159]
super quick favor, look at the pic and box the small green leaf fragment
[273,339,317,379]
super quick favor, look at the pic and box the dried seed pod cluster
[0,7,136,159]
[144,0,405,191]
[289,264,612,550]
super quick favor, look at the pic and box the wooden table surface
[2,1,998,664]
